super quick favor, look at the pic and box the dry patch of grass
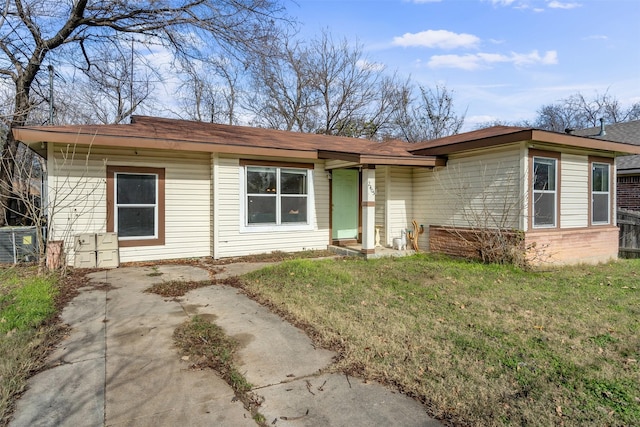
[240,254,640,427]
[145,277,241,298]
[210,249,335,264]
[145,280,215,298]
[173,315,265,425]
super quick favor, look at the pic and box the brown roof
[14,116,441,167]
[14,117,640,167]
[408,126,640,156]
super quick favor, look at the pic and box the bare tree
[394,84,466,143]
[0,138,107,273]
[535,90,640,132]
[0,0,289,226]
[435,161,549,268]
[248,31,408,140]
[177,55,243,125]
[72,42,157,124]
[246,38,318,131]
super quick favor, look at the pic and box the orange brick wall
[429,225,619,266]
[428,226,522,261]
[429,226,482,260]
[524,227,619,265]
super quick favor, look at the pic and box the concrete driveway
[9,263,441,427]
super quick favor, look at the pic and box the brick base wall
[429,226,522,263]
[617,176,640,211]
[525,227,619,265]
[429,226,482,260]
[429,225,619,266]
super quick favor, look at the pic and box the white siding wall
[214,156,330,258]
[560,153,589,228]
[374,167,387,245]
[413,146,523,250]
[386,166,413,245]
[48,144,211,263]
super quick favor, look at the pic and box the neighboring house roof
[13,116,640,166]
[573,120,640,173]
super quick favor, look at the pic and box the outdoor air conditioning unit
[0,226,38,264]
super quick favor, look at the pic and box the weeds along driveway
[10,263,438,427]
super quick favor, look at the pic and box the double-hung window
[532,156,557,228]
[591,161,611,225]
[243,163,311,228]
[107,166,165,247]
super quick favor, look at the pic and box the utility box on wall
[74,232,119,268]
[74,233,96,253]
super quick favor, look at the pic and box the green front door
[332,169,359,240]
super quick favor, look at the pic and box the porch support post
[361,166,376,257]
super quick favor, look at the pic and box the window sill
[118,237,165,247]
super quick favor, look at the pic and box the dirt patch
[145,280,216,298]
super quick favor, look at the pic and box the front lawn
[240,254,640,426]
[0,267,61,427]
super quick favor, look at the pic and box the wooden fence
[618,209,640,259]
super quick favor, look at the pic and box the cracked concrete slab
[9,263,441,427]
[181,285,335,388]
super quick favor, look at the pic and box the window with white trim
[114,172,159,239]
[532,156,557,228]
[245,166,309,226]
[591,162,610,224]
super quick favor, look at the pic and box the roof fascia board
[410,130,534,156]
[317,150,361,162]
[318,150,443,167]
[13,128,318,159]
[530,130,640,154]
[409,129,640,156]
[359,155,444,167]
[618,169,640,175]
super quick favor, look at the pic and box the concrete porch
[328,243,416,259]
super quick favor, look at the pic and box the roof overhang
[409,129,640,156]
[12,127,318,160]
[318,150,445,167]
[618,168,640,175]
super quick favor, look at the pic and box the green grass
[0,275,57,334]
[0,267,60,427]
[240,254,640,427]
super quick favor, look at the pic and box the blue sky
[290,0,640,130]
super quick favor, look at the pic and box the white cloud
[428,50,558,70]
[427,54,483,70]
[547,1,581,9]
[356,59,385,72]
[511,50,558,66]
[392,29,480,49]
[487,0,517,5]
[583,35,608,41]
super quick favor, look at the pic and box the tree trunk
[0,81,33,226]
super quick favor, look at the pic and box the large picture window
[532,156,557,228]
[591,161,611,225]
[243,163,311,228]
[107,166,165,247]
